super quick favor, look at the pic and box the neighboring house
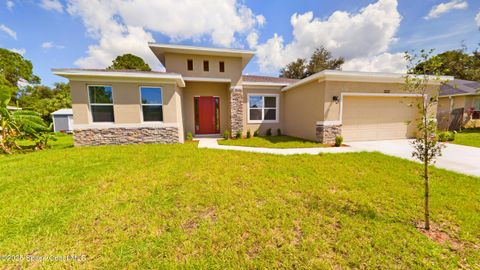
[437,79,480,130]
[53,43,447,146]
[51,108,73,133]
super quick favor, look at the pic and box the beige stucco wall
[181,81,230,135]
[323,81,439,122]
[242,86,284,136]
[164,53,243,86]
[283,81,326,141]
[70,80,182,126]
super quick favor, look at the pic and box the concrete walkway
[197,138,357,155]
[196,138,480,177]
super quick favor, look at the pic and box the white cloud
[424,0,468,20]
[42,41,65,49]
[9,48,26,55]
[6,0,14,11]
[476,11,480,27]
[343,52,406,73]
[0,24,16,39]
[66,0,264,69]
[253,0,403,73]
[40,0,63,13]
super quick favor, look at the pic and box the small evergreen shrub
[438,131,455,142]
[246,129,251,138]
[253,129,260,137]
[186,132,193,141]
[277,128,282,136]
[235,130,242,139]
[266,128,272,136]
[223,130,230,140]
[335,135,343,147]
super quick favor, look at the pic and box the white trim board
[183,77,231,83]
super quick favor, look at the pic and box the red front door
[195,96,220,134]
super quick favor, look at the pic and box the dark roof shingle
[242,75,299,84]
[440,79,480,96]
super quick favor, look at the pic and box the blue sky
[0,0,479,86]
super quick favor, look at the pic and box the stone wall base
[74,127,179,146]
[230,87,243,137]
[316,124,342,144]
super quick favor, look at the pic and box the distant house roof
[51,108,73,116]
[440,79,480,96]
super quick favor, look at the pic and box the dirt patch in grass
[415,221,462,250]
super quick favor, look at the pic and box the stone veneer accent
[316,124,342,144]
[230,86,243,137]
[74,127,179,146]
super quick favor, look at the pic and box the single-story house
[51,108,74,133]
[53,43,448,146]
[437,79,480,130]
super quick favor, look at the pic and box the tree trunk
[423,104,430,231]
[424,160,430,230]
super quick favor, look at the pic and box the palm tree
[0,85,49,153]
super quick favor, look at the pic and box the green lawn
[14,132,74,153]
[218,135,330,148]
[452,128,480,148]
[0,138,479,269]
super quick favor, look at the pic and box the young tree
[279,47,344,79]
[107,54,151,71]
[0,48,40,100]
[404,49,446,230]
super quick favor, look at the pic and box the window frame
[219,61,225,73]
[247,94,280,124]
[474,97,480,111]
[139,86,164,123]
[203,60,209,72]
[87,85,115,123]
[187,59,193,71]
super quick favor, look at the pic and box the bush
[438,131,455,142]
[277,128,282,136]
[223,130,230,140]
[335,135,343,147]
[266,128,272,136]
[186,132,193,141]
[246,129,251,138]
[253,129,260,137]
[235,130,242,139]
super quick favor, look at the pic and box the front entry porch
[194,96,220,135]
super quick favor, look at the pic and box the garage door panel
[342,96,419,142]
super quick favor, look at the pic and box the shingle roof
[242,75,299,84]
[440,79,480,96]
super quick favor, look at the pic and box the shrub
[277,128,282,136]
[223,130,230,140]
[235,130,242,139]
[253,129,260,137]
[246,129,251,138]
[334,135,343,147]
[438,131,455,142]
[266,128,272,136]
[186,132,193,141]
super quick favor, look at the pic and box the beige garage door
[342,96,419,142]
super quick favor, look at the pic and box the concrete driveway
[348,139,480,177]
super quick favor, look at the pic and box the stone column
[316,122,342,144]
[230,86,243,137]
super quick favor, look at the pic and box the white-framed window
[140,86,163,122]
[88,85,114,122]
[474,97,480,111]
[247,94,279,123]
